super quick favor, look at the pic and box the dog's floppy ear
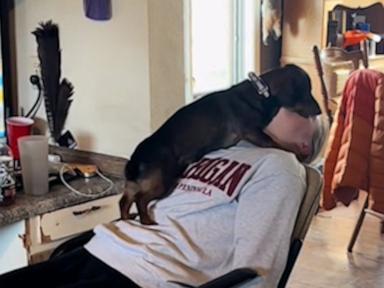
[286,65,321,116]
[261,65,298,106]
[293,95,322,117]
[262,64,321,117]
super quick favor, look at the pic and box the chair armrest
[197,268,259,288]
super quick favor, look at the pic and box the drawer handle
[72,205,101,216]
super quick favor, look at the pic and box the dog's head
[261,64,321,117]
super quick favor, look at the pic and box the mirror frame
[0,0,17,120]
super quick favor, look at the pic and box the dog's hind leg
[134,165,170,225]
[119,181,141,220]
[136,192,158,225]
[135,158,183,225]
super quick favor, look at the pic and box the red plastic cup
[6,117,34,160]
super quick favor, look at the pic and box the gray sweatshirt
[85,141,306,287]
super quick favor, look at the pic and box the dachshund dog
[120,64,321,225]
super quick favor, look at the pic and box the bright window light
[189,0,258,98]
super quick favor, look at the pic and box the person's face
[263,107,318,160]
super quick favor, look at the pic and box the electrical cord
[59,164,114,198]
[26,75,43,118]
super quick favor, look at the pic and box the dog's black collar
[248,72,270,98]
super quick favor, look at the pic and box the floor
[287,192,384,288]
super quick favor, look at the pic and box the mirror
[328,2,384,53]
[0,0,17,139]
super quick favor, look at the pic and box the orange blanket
[323,69,384,213]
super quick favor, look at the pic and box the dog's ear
[286,65,321,116]
[261,65,299,106]
[293,97,322,117]
[262,64,321,117]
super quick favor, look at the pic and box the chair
[321,44,369,70]
[313,42,369,119]
[313,44,384,252]
[50,166,323,288]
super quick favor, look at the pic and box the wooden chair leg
[348,195,369,252]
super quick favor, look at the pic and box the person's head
[263,107,329,163]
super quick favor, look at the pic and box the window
[185,0,259,101]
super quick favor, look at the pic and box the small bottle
[370,40,376,56]
[0,143,16,206]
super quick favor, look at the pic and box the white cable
[59,164,114,198]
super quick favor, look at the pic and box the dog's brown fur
[120,64,321,225]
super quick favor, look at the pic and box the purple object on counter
[84,0,112,21]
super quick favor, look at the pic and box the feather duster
[32,21,74,143]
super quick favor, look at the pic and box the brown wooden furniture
[313,41,369,115]
[282,0,384,112]
[312,42,384,253]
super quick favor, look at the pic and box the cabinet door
[0,221,28,274]
[25,194,122,263]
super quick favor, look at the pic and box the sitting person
[0,108,327,288]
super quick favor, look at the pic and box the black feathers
[32,21,74,142]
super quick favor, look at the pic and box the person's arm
[233,152,306,287]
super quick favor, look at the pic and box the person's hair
[304,115,330,164]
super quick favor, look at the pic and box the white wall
[14,0,152,157]
[147,0,186,131]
